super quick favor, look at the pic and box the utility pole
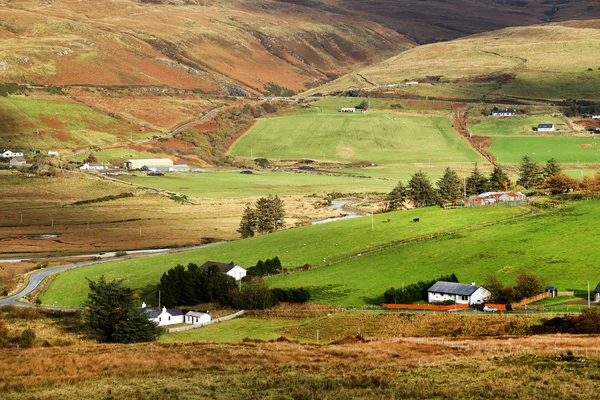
[588,281,591,308]
[463,176,467,198]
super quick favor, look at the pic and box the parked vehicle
[483,306,498,313]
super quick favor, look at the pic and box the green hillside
[308,23,600,100]
[268,200,600,305]
[40,206,524,307]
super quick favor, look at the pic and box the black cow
[413,218,420,223]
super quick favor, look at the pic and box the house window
[168,316,171,321]
[461,295,468,301]
[158,317,161,322]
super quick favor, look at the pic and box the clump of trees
[383,273,458,304]
[238,194,285,238]
[484,270,544,304]
[85,276,162,343]
[233,281,311,310]
[250,256,282,276]
[157,263,238,307]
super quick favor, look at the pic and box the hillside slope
[308,21,600,100]
[0,0,412,94]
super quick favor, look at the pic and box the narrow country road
[169,107,221,137]
[0,242,224,308]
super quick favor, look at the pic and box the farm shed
[9,156,27,167]
[340,108,356,113]
[200,261,246,281]
[427,281,490,305]
[125,158,173,170]
[185,311,211,325]
[537,124,555,132]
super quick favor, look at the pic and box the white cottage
[340,108,356,113]
[185,311,211,325]
[80,163,108,171]
[427,281,490,305]
[200,261,246,281]
[491,109,514,117]
[537,124,555,132]
[592,113,600,119]
[1,149,24,158]
[140,303,184,326]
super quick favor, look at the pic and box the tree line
[383,273,459,304]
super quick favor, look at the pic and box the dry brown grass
[1,335,600,399]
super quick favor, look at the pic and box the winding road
[0,242,224,308]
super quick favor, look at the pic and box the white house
[140,303,184,326]
[491,109,514,117]
[9,156,27,167]
[592,113,600,119]
[80,163,108,171]
[185,311,211,325]
[340,108,356,113]
[405,81,419,85]
[537,124,555,132]
[1,149,24,158]
[200,261,246,281]
[48,151,59,157]
[427,281,490,305]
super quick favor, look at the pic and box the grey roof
[428,281,481,296]
[167,308,184,316]
[594,283,600,293]
[538,124,554,128]
[186,311,209,317]
[200,261,237,273]
[492,109,512,113]
[140,307,160,318]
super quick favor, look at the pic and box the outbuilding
[185,311,211,325]
[200,261,246,281]
[491,109,514,117]
[594,283,600,302]
[9,156,27,167]
[537,124,555,132]
[427,281,491,305]
[340,108,356,113]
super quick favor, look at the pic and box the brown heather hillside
[0,0,413,94]
[329,0,600,43]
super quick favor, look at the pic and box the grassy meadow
[228,107,484,178]
[469,115,570,137]
[488,136,600,164]
[268,200,600,305]
[39,205,525,307]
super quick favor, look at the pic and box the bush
[19,329,36,348]
[272,287,311,304]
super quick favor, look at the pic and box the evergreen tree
[437,167,462,203]
[543,158,562,178]
[517,155,543,189]
[488,166,510,191]
[466,163,489,195]
[237,204,256,238]
[85,276,161,343]
[254,194,285,234]
[407,170,438,207]
[254,259,266,276]
[385,181,407,211]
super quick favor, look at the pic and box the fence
[383,303,469,311]
[510,292,550,309]
[558,291,575,296]
[363,336,600,360]
[166,310,244,333]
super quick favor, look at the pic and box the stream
[312,200,367,225]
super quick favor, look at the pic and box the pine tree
[254,194,285,234]
[437,167,462,203]
[517,155,543,189]
[385,181,407,211]
[488,166,510,191]
[408,170,438,207]
[543,158,562,178]
[466,163,489,195]
[112,309,162,344]
[237,204,256,238]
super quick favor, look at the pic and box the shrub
[19,329,36,348]
[272,287,311,304]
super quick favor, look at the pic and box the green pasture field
[0,97,155,150]
[469,116,570,137]
[159,317,310,343]
[118,171,396,198]
[228,109,484,177]
[488,136,600,164]
[40,206,525,307]
[268,200,600,305]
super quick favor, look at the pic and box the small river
[312,200,367,225]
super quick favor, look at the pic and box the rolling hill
[308,21,600,100]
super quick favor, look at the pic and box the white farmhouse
[80,163,108,171]
[537,124,555,132]
[1,149,24,158]
[140,303,184,326]
[592,113,600,119]
[185,311,211,325]
[340,108,356,113]
[427,281,490,305]
[200,261,246,281]
[491,109,514,117]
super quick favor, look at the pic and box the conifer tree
[237,204,256,238]
[517,155,543,189]
[385,181,407,211]
[437,167,462,203]
[543,158,562,178]
[466,163,488,195]
[489,166,510,191]
[408,170,438,207]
